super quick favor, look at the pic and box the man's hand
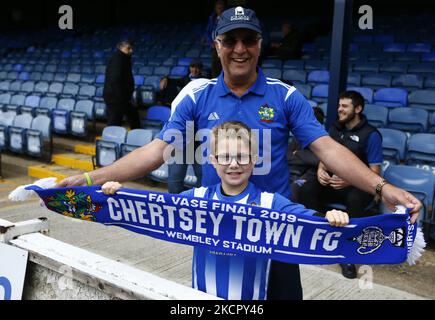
[329,175,350,190]
[317,166,331,186]
[381,184,422,224]
[55,174,87,188]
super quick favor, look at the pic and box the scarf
[9,178,425,265]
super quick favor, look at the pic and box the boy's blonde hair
[210,121,258,156]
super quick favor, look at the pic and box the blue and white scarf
[9,178,425,265]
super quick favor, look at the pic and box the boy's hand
[101,181,122,195]
[325,209,349,227]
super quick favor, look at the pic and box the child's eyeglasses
[214,153,251,165]
[216,35,262,49]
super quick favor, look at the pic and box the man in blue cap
[57,6,422,300]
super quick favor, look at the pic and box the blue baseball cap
[214,6,262,38]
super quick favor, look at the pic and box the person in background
[268,21,303,60]
[206,0,226,78]
[297,91,383,279]
[287,106,324,202]
[103,39,140,129]
[158,59,205,106]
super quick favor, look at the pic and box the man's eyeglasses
[216,35,262,49]
[214,153,251,165]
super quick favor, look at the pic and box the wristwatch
[375,178,388,199]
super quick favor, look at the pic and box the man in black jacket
[158,59,205,106]
[103,40,140,129]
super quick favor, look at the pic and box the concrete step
[52,153,94,171]
[28,164,84,181]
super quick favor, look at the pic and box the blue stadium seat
[263,68,282,79]
[283,60,305,70]
[282,70,307,83]
[80,74,95,84]
[431,113,435,133]
[8,113,33,153]
[62,83,79,97]
[178,58,193,66]
[307,70,329,85]
[311,84,328,103]
[383,43,406,52]
[0,111,15,150]
[169,66,188,78]
[34,81,49,95]
[5,72,15,81]
[262,59,282,69]
[37,97,57,116]
[95,126,127,167]
[144,76,161,91]
[54,72,67,82]
[94,102,106,120]
[18,72,29,81]
[134,75,144,86]
[373,35,394,43]
[0,81,10,92]
[136,85,156,106]
[347,73,361,86]
[361,74,391,89]
[47,82,63,97]
[45,64,57,73]
[353,62,379,73]
[9,80,22,92]
[120,128,154,157]
[406,133,435,166]
[378,128,407,164]
[148,58,164,66]
[52,98,75,134]
[294,83,311,99]
[41,72,54,82]
[95,66,106,74]
[96,75,105,85]
[424,76,435,89]
[138,66,154,76]
[408,90,435,111]
[143,105,171,134]
[394,53,420,63]
[70,100,94,137]
[10,94,25,107]
[407,43,431,53]
[392,74,424,91]
[66,73,81,83]
[408,63,435,76]
[347,86,374,103]
[422,53,435,62]
[304,60,328,71]
[0,93,11,105]
[21,95,41,116]
[388,107,428,133]
[29,72,42,81]
[25,115,52,159]
[363,104,389,128]
[373,88,407,107]
[382,165,434,228]
[77,85,96,99]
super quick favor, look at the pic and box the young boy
[102,121,349,300]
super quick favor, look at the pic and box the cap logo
[231,6,250,21]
